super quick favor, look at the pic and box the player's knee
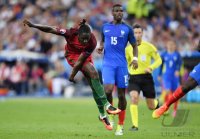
[104,87,113,93]
[131,96,139,104]
[182,77,198,93]
[182,84,194,94]
[182,85,193,94]
[147,104,155,110]
[182,86,188,93]
[130,92,139,104]
[90,70,99,79]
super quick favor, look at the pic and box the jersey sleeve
[149,43,162,70]
[82,33,97,57]
[128,26,136,44]
[56,27,70,37]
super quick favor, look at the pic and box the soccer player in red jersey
[23,19,121,130]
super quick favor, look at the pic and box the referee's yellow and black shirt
[126,41,162,75]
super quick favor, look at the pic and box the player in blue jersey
[97,4,138,136]
[159,41,182,117]
[153,40,200,119]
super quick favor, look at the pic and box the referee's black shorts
[128,74,156,98]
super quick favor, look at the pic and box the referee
[126,24,162,131]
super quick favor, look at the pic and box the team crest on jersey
[104,30,110,33]
[60,29,66,34]
[121,30,125,36]
[192,69,196,73]
[173,56,177,61]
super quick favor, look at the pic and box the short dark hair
[112,4,122,11]
[133,24,143,30]
[78,19,91,35]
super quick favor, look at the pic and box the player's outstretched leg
[83,64,121,116]
[90,78,121,115]
[152,86,185,119]
[153,46,200,118]
[86,77,121,116]
[152,77,198,119]
[152,104,169,119]
[153,73,199,119]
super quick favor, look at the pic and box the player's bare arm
[130,43,138,69]
[69,53,89,83]
[23,19,60,35]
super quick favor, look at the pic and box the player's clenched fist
[97,46,104,54]
[130,60,138,70]
[23,19,34,27]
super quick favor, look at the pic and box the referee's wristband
[133,57,138,61]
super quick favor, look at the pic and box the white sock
[100,114,106,119]
[105,103,111,110]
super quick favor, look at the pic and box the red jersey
[56,27,96,67]
[56,27,97,56]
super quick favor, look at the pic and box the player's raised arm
[23,19,62,35]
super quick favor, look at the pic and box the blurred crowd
[0,0,200,96]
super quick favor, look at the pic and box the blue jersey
[190,63,200,85]
[189,43,200,85]
[101,22,136,67]
[160,51,182,91]
[160,51,182,77]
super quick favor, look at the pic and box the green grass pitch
[0,97,200,139]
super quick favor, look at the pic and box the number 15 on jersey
[111,37,117,45]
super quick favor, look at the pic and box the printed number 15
[111,37,117,45]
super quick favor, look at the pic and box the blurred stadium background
[0,0,200,99]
